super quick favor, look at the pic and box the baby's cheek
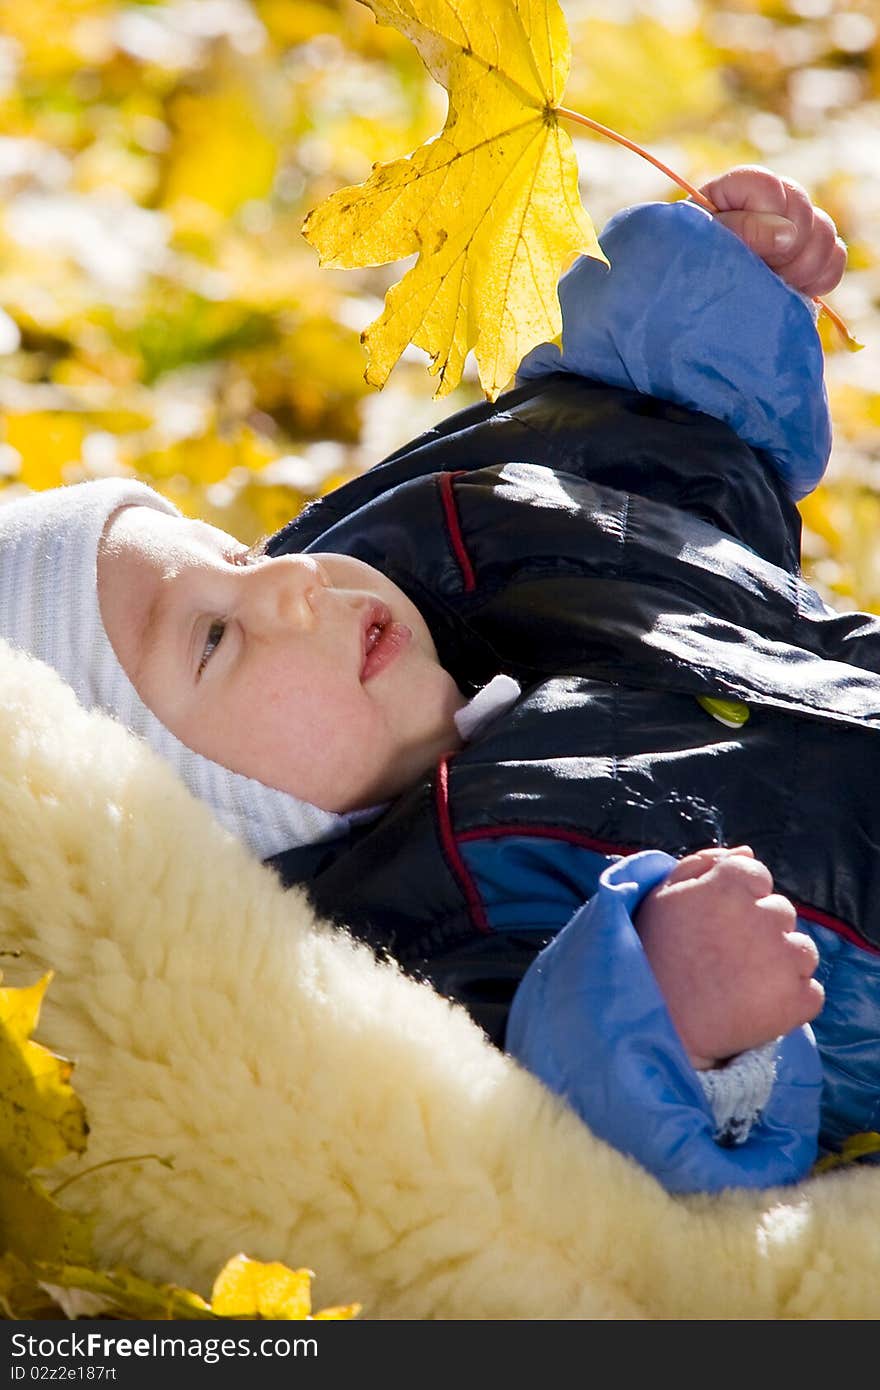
[313,698,394,806]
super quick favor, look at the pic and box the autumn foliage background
[0,0,878,1322]
[0,0,878,606]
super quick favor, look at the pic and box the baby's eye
[198,619,226,676]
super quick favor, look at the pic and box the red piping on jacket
[450,819,880,956]
[791,901,880,956]
[438,471,476,593]
[433,757,490,933]
[456,824,645,857]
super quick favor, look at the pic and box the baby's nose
[245,555,327,631]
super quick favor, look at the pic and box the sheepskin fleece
[2,641,879,1320]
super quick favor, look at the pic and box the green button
[696,695,750,728]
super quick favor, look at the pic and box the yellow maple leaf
[302,0,604,399]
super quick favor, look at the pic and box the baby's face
[97,505,466,812]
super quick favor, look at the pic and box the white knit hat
[0,478,367,859]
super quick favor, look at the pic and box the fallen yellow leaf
[32,1263,215,1321]
[0,973,88,1173]
[21,1255,362,1322]
[211,1255,314,1319]
[303,0,604,399]
[211,1254,361,1320]
[813,1132,880,1174]
[0,1165,91,1268]
[0,1251,63,1320]
[0,972,92,1271]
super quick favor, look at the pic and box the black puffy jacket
[266,371,880,1046]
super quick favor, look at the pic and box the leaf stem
[816,297,862,350]
[556,107,715,211]
[556,104,862,351]
[51,1152,173,1198]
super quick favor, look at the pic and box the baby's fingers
[718,203,847,295]
[782,925,821,980]
[701,164,846,295]
[702,166,815,269]
[712,209,801,264]
[662,844,754,886]
[779,930,826,1025]
[713,849,774,900]
[772,208,847,297]
[757,901,825,1025]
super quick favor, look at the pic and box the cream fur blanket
[2,638,879,1320]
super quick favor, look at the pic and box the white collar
[454,673,522,741]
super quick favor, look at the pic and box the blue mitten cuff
[506,850,823,1193]
[517,200,830,500]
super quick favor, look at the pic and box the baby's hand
[635,845,824,1070]
[699,165,846,297]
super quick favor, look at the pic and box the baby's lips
[359,599,392,677]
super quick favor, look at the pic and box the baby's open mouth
[361,604,412,682]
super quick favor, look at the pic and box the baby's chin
[333,718,467,813]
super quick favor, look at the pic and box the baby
[95,447,822,1074]
[0,165,864,1193]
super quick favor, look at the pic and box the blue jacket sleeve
[505,850,822,1194]
[517,200,830,500]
